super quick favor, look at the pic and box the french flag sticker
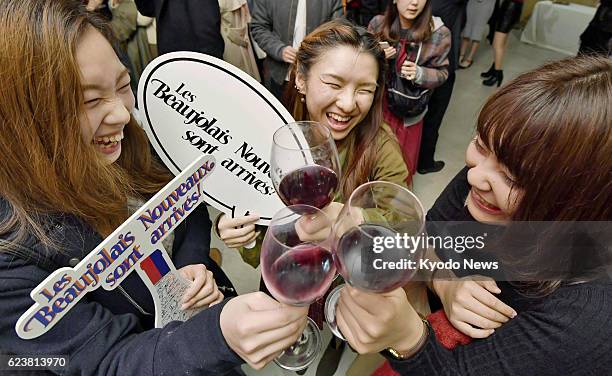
[140,249,171,285]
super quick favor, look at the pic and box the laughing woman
[0,1,309,373]
[335,55,612,375]
[216,19,410,265]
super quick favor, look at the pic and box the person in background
[250,0,343,99]
[369,0,451,180]
[335,54,612,376]
[134,0,224,58]
[579,0,612,56]
[219,0,261,81]
[480,0,523,87]
[458,0,495,69]
[0,2,309,374]
[416,0,467,174]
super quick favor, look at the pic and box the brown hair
[0,0,172,246]
[285,19,387,199]
[478,55,611,222]
[477,55,612,294]
[377,0,434,44]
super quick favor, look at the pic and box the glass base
[323,284,346,341]
[273,317,322,371]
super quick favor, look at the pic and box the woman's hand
[336,286,424,355]
[217,213,260,248]
[179,264,224,310]
[295,202,344,242]
[86,0,105,11]
[383,46,397,60]
[401,61,418,80]
[433,276,517,338]
[220,292,309,370]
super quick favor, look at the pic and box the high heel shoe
[482,70,503,87]
[480,63,495,78]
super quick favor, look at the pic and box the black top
[0,199,242,375]
[134,0,224,58]
[389,167,612,375]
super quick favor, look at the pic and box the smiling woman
[0,1,312,374]
[216,20,412,264]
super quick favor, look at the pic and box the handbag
[386,41,431,118]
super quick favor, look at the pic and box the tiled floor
[209,30,567,375]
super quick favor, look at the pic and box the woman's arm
[340,281,612,375]
[413,26,451,89]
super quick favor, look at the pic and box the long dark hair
[286,19,388,200]
[377,0,434,43]
[478,55,612,295]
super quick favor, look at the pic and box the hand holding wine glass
[325,181,426,340]
[335,285,425,355]
[260,204,336,370]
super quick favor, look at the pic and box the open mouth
[92,131,124,152]
[326,112,353,131]
[471,190,502,214]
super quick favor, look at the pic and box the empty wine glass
[260,204,335,370]
[324,181,426,340]
[271,121,341,213]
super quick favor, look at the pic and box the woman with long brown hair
[368,0,451,177]
[0,0,309,373]
[216,19,410,265]
[335,55,612,375]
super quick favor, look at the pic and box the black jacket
[135,0,224,58]
[0,200,242,375]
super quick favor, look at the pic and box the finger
[221,224,256,240]
[344,286,391,317]
[226,231,260,248]
[476,278,502,294]
[336,302,365,353]
[210,292,224,306]
[242,306,308,334]
[246,317,308,363]
[472,284,517,319]
[456,307,503,330]
[182,268,207,303]
[220,214,259,229]
[246,319,307,369]
[229,231,261,248]
[187,280,218,308]
[452,320,495,339]
[338,291,374,346]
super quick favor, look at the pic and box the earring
[300,95,305,103]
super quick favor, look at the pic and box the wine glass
[324,181,426,340]
[271,121,341,213]
[260,204,336,371]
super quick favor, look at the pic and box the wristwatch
[382,319,430,360]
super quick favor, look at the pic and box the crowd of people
[0,0,610,375]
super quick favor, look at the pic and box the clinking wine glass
[271,121,341,213]
[260,205,336,371]
[324,181,426,340]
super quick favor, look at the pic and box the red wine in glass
[262,243,336,306]
[334,224,417,293]
[277,165,338,213]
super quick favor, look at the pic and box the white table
[521,1,596,55]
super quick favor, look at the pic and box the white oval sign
[137,52,294,224]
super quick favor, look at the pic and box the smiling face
[295,45,379,141]
[464,136,521,223]
[396,0,428,28]
[76,27,134,164]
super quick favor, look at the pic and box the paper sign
[16,155,214,339]
[137,51,296,224]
